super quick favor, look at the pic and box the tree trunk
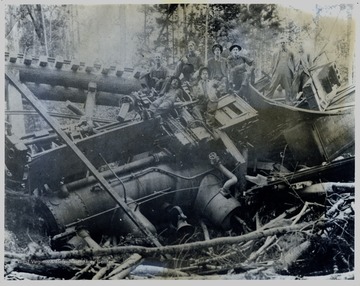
[106,253,143,279]
[7,222,315,261]
[7,259,85,279]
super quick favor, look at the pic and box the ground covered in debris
[5,101,355,280]
[4,101,356,280]
[4,180,355,280]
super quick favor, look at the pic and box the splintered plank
[215,129,245,164]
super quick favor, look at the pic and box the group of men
[144,37,312,124]
[266,37,313,104]
[144,40,255,125]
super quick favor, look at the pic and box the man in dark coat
[227,43,254,92]
[266,37,296,104]
[174,40,203,83]
[291,42,313,100]
[207,43,228,87]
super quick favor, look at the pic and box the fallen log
[70,262,95,280]
[106,254,143,280]
[189,207,300,267]
[138,269,355,280]
[7,259,84,279]
[277,240,311,271]
[130,265,190,278]
[92,262,115,280]
[5,271,57,280]
[245,235,277,263]
[200,220,214,255]
[6,222,314,261]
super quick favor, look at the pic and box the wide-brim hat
[229,43,242,51]
[212,43,223,54]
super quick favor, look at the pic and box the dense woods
[5,4,355,83]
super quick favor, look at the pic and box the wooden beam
[214,129,245,164]
[6,78,26,136]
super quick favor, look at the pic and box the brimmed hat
[230,43,242,51]
[212,43,223,54]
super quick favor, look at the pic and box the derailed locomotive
[4,52,355,252]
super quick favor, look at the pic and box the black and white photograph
[2,1,358,282]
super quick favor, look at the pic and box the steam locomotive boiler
[5,53,258,250]
[4,52,354,252]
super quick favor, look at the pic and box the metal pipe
[208,152,238,195]
[65,151,169,191]
[217,163,238,193]
[76,229,101,250]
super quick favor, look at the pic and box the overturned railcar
[4,52,354,252]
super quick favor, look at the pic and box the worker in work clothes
[174,40,203,83]
[291,42,313,100]
[140,52,169,94]
[266,37,296,104]
[207,43,228,90]
[149,76,184,117]
[191,67,219,126]
[227,43,254,93]
[148,53,169,92]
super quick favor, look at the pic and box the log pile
[4,184,354,280]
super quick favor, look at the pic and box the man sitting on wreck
[148,52,169,92]
[227,43,254,94]
[174,40,203,84]
[191,67,221,127]
[148,76,184,117]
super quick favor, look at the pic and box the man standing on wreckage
[265,36,296,105]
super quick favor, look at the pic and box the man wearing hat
[227,43,254,92]
[207,43,228,86]
[266,37,295,104]
[174,40,203,83]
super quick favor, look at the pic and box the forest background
[4,3,356,87]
